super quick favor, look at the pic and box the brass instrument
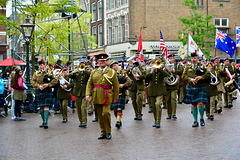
[53,69,71,92]
[132,66,142,80]
[209,71,219,85]
[152,59,164,69]
[79,63,85,71]
[160,53,180,85]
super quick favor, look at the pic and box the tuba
[160,53,180,85]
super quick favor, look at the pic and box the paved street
[1,98,240,160]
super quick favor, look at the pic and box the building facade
[0,7,8,61]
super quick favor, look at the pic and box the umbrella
[0,58,26,66]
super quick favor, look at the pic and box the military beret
[223,57,229,61]
[183,60,187,64]
[213,56,220,61]
[167,53,175,58]
[133,56,139,60]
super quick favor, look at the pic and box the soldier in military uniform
[69,61,91,128]
[146,58,169,128]
[213,56,225,113]
[178,60,187,104]
[31,59,58,129]
[127,56,146,120]
[110,61,132,128]
[183,53,210,127]
[57,68,74,123]
[165,53,183,120]
[86,54,119,140]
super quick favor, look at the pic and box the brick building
[0,7,8,61]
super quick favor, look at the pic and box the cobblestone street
[1,98,240,160]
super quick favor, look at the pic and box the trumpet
[79,63,85,71]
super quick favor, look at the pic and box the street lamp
[20,16,35,103]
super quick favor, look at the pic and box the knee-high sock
[43,110,49,124]
[40,110,44,122]
[117,110,122,122]
[198,105,205,120]
[191,107,198,122]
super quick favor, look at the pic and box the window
[98,1,102,20]
[98,25,103,47]
[108,20,112,45]
[86,0,90,11]
[121,16,125,42]
[121,0,125,5]
[92,26,97,43]
[196,0,203,6]
[114,18,118,43]
[92,3,96,22]
[212,0,230,2]
[108,0,112,9]
[214,18,229,27]
[114,0,118,8]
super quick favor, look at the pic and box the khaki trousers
[216,92,223,110]
[223,87,232,105]
[94,104,111,135]
[150,96,163,123]
[178,85,184,102]
[206,96,216,117]
[87,96,93,112]
[165,90,178,116]
[75,96,88,124]
[130,90,144,117]
[59,99,69,120]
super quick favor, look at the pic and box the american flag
[160,30,168,58]
[237,27,240,47]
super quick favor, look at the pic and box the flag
[138,32,144,61]
[215,29,236,58]
[188,34,198,54]
[160,30,168,58]
[237,27,240,47]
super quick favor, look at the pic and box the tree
[0,0,96,73]
[178,0,216,57]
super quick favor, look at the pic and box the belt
[94,85,112,105]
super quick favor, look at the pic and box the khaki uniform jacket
[213,64,225,93]
[146,68,169,97]
[31,69,58,90]
[68,70,91,97]
[220,64,235,83]
[57,75,74,100]
[86,67,119,105]
[182,63,210,86]
[127,65,146,91]
[166,62,184,91]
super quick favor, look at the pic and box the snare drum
[224,79,240,94]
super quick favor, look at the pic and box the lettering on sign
[149,44,180,49]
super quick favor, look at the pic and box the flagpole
[187,32,189,62]
[235,24,237,63]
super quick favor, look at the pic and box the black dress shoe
[98,134,106,140]
[92,118,98,122]
[142,104,146,107]
[217,109,222,113]
[106,133,112,140]
[88,111,93,115]
[148,110,153,113]
[152,123,156,127]
[125,100,129,104]
[39,123,44,128]
[192,122,199,127]
[228,104,233,108]
[138,117,142,120]
[155,123,160,128]
[209,116,214,121]
[134,117,139,120]
[214,110,217,113]
[79,124,83,127]
[178,101,182,104]
[72,110,75,113]
[62,119,68,123]
[115,121,121,128]
[162,106,167,109]
[224,105,228,108]
[44,123,48,129]
[172,115,177,120]
[82,124,87,128]
[200,119,205,126]
[166,116,171,119]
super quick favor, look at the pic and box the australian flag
[215,29,236,58]
[237,27,240,47]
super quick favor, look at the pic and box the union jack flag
[215,29,236,58]
[160,30,168,58]
[237,27,240,47]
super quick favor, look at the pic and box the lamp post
[20,16,35,103]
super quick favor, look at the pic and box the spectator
[0,70,4,114]
[9,66,18,120]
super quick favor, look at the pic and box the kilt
[183,85,208,104]
[111,93,125,110]
[35,90,54,108]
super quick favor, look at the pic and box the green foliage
[178,0,216,57]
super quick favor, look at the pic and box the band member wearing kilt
[183,53,210,127]
[86,54,119,140]
[31,59,58,129]
[146,58,169,128]
[57,68,74,123]
[68,61,90,128]
[110,61,132,128]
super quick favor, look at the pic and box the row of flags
[137,28,240,60]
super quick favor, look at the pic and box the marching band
[27,52,240,139]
